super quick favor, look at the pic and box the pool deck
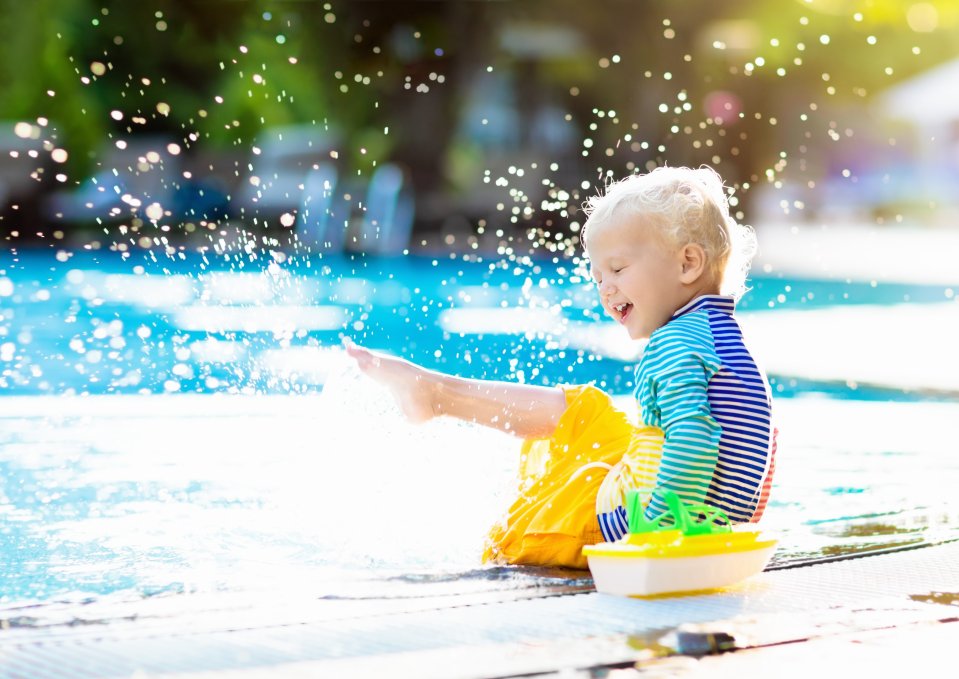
[2,540,957,678]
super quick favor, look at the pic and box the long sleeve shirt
[633,295,776,525]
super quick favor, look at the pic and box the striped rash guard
[631,294,775,527]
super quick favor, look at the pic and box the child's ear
[678,243,707,284]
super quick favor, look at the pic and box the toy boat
[582,490,777,597]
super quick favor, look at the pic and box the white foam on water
[172,304,349,333]
[755,223,959,286]
[257,346,348,385]
[739,302,959,393]
[200,271,278,305]
[2,393,959,605]
[64,270,197,308]
[439,307,567,335]
[313,356,523,571]
[565,320,645,362]
[0,387,524,603]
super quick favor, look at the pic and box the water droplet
[13,122,36,139]
[907,3,939,32]
[145,203,164,221]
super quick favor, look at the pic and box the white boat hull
[587,544,777,597]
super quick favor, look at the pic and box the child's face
[585,214,688,340]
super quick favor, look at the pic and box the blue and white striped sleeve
[643,346,722,519]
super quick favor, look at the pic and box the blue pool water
[1,247,954,399]
[1,246,958,621]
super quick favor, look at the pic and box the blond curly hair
[581,166,757,300]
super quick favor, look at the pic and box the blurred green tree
[2,0,959,231]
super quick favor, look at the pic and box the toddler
[345,165,776,569]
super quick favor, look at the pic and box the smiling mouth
[613,303,633,323]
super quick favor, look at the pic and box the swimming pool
[2,247,954,398]
[1,246,958,626]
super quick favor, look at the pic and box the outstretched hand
[342,338,437,423]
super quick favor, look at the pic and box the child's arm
[638,348,722,518]
[344,339,567,438]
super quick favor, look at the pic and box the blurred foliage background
[2,0,959,248]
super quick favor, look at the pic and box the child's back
[633,294,774,527]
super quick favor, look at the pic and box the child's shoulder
[649,308,715,353]
[640,315,722,383]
